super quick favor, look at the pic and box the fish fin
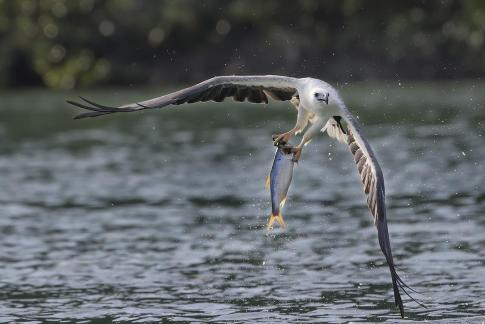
[265,175,270,189]
[279,197,287,209]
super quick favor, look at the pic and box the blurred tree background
[0,0,484,89]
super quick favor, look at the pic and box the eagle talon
[291,146,302,162]
[272,132,293,147]
[279,144,294,154]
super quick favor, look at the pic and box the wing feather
[334,112,424,317]
[67,75,298,119]
[234,86,248,102]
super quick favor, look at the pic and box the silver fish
[265,144,295,230]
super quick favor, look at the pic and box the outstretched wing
[67,75,299,119]
[331,112,423,318]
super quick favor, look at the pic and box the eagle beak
[316,93,329,104]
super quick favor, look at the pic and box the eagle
[67,75,423,317]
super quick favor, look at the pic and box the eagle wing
[328,112,424,317]
[67,75,299,119]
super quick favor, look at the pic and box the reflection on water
[0,83,484,322]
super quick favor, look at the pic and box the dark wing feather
[338,114,424,318]
[67,75,297,119]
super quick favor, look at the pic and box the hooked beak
[316,93,329,104]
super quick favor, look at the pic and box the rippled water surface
[0,82,484,323]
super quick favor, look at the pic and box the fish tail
[267,212,286,231]
[275,213,286,229]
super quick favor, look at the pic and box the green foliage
[0,0,483,89]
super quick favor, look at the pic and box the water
[0,82,484,323]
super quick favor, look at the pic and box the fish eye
[314,92,319,98]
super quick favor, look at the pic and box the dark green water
[0,81,484,323]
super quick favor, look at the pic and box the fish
[265,142,295,230]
